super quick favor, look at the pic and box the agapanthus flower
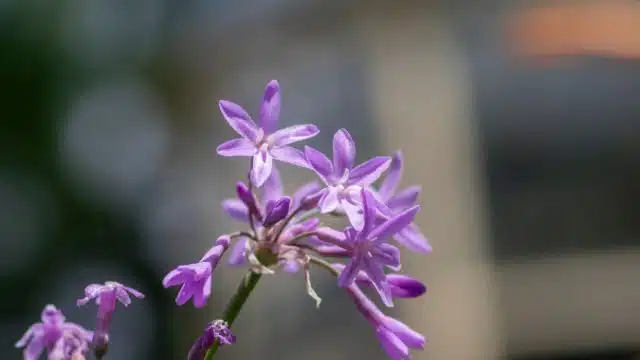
[304,129,391,229]
[15,305,92,360]
[373,151,431,254]
[336,189,420,307]
[347,284,425,360]
[187,320,236,360]
[216,80,319,187]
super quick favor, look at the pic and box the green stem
[204,271,262,360]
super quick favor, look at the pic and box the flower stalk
[204,271,262,360]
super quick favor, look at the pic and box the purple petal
[262,167,284,204]
[394,224,432,254]
[381,316,426,349]
[363,256,394,307]
[360,189,376,235]
[387,274,427,298]
[341,198,365,231]
[235,182,261,220]
[263,196,291,227]
[332,128,356,177]
[371,243,401,270]
[312,226,349,248]
[192,277,211,308]
[200,244,225,263]
[218,100,260,142]
[259,80,281,133]
[337,255,362,287]
[378,151,403,201]
[115,287,132,306]
[304,146,333,182]
[123,285,145,299]
[313,245,351,257]
[175,283,195,306]
[216,138,256,157]
[23,336,45,360]
[222,199,249,222]
[270,124,319,147]
[387,185,421,210]
[270,146,310,169]
[228,238,248,266]
[318,187,339,213]
[15,324,39,348]
[251,150,273,188]
[162,269,188,288]
[369,205,420,242]
[348,156,392,186]
[377,327,410,360]
[292,181,321,210]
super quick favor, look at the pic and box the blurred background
[2,1,639,359]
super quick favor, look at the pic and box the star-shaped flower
[305,129,391,229]
[338,189,419,307]
[216,80,319,187]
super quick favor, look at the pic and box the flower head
[216,80,319,187]
[347,285,425,360]
[187,320,236,360]
[305,129,391,229]
[373,151,431,254]
[163,262,212,308]
[77,282,144,323]
[15,305,92,360]
[337,189,419,307]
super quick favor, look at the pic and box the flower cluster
[164,80,431,359]
[16,80,430,360]
[16,282,143,360]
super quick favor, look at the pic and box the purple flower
[216,80,319,187]
[304,129,391,229]
[373,151,431,254]
[347,285,425,360]
[49,329,91,360]
[337,189,419,307]
[333,264,426,299]
[76,281,143,356]
[15,305,92,360]
[163,262,213,308]
[187,320,236,360]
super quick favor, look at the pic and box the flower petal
[259,80,281,133]
[376,327,410,360]
[360,188,376,235]
[115,287,132,306]
[387,274,427,299]
[291,181,321,210]
[319,187,339,213]
[381,316,426,349]
[348,156,391,186]
[221,199,249,222]
[394,223,432,254]
[363,256,394,307]
[387,185,421,210]
[369,205,420,242]
[15,324,39,348]
[228,238,248,266]
[162,269,188,288]
[270,146,310,169]
[332,128,356,177]
[175,283,195,306]
[23,336,45,360]
[216,138,256,157]
[218,100,260,142]
[371,243,401,270]
[337,255,362,287]
[123,285,145,299]
[270,124,319,147]
[262,167,284,204]
[304,146,333,182]
[341,198,365,231]
[378,150,403,201]
[251,150,273,188]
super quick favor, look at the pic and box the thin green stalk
[204,271,262,360]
